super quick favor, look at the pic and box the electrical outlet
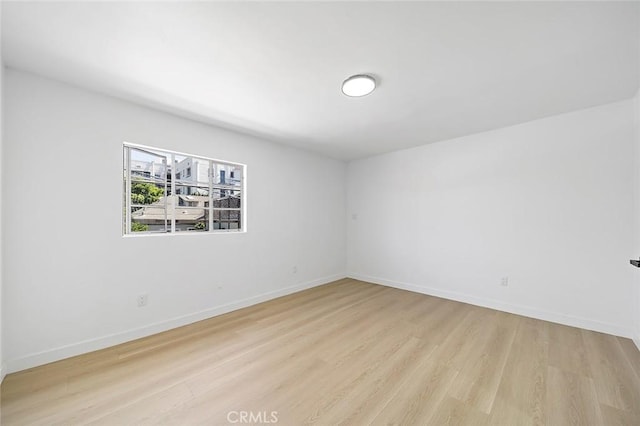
[137,294,148,307]
[292,266,298,274]
[500,277,509,287]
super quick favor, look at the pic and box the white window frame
[123,142,246,236]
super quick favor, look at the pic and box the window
[123,143,245,235]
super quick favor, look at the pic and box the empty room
[1,1,640,425]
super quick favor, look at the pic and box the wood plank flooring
[2,278,640,425]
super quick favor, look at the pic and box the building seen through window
[123,143,244,234]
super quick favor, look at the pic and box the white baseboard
[349,273,633,338]
[6,274,346,374]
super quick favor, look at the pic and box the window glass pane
[175,184,209,197]
[213,190,241,208]
[176,194,209,208]
[174,157,209,185]
[123,172,127,233]
[174,207,208,232]
[213,210,241,230]
[130,181,166,206]
[130,206,168,233]
[213,163,242,187]
[129,148,166,181]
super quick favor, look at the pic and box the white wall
[348,100,636,337]
[635,34,640,349]
[0,1,5,383]
[634,91,640,349]
[636,27,640,350]
[3,69,347,373]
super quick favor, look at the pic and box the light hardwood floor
[2,278,640,425]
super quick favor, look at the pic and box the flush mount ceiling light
[342,74,376,97]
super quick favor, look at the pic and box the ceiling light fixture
[342,74,376,97]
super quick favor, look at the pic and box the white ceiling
[2,1,639,160]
